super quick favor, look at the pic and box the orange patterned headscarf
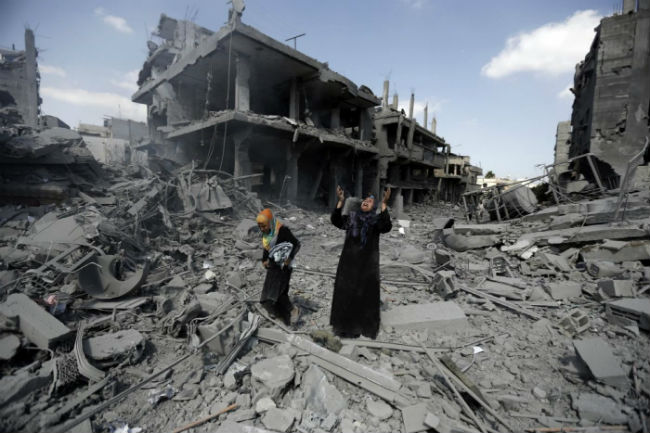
[257,208,282,250]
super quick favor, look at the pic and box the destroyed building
[0,29,40,129]
[374,82,482,211]
[133,12,480,209]
[569,0,650,189]
[79,117,149,166]
[132,12,380,207]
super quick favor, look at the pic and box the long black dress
[330,207,392,338]
[260,225,300,324]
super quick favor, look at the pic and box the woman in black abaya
[330,185,392,339]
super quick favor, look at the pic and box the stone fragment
[571,393,627,424]
[0,334,21,361]
[255,396,277,413]
[261,407,295,432]
[606,298,650,330]
[321,413,338,431]
[400,244,427,264]
[402,402,429,433]
[381,301,467,332]
[423,412,440,429]
[215,420,275,433]
[236,219,259,240]
[366,398,393,420]
[544,281,581,300]
[532,386,547,399]
[251,354,295,398]
[573,337,626,388]
[598,279,635,298]
[302,364,347,416]
[0,361,52,407]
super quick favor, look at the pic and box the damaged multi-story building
[569,0,650,189]
[0,29,40,128]
[373,83,482,211]
[133,7,480,209]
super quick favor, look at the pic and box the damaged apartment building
[374,82,482,212]
[559,0,650,191]
[133,7,478,209]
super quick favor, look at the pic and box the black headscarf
[348,195,378,247]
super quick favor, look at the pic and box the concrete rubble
[1,2,650,433]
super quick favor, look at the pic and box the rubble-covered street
[2,1,650,433]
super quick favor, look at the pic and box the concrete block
[302,364,346,416]
[251,355,295,398]
[606,298,650,330]
[381,301,467,332]
[573,337,626,388]
[598,279,635,297]
[401,402,428,433]
[366,398,393,420]
[0,293,72,349]
[0,334,21,361]
[544,281,582,300]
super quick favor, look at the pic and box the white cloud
[94,7,133,34]
[110,69,140,93]
[39,64,66,78]
[557,84,573,99]
[401,0,428,9]
[482,10,601,78]
[41,87,146,122]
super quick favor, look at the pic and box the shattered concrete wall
[570,4,650,187]
[0,29,40,127]
[554,121,572,177]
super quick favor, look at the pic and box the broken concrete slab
[598,279,635,298]
[581,240,650,263]
[401,402,429,433]
[381,301,467,332]
[544,281,582,300]
[606,298,650,330]
[0,293,72,349]
[255,396,276,414]
[0,360,52,407]
[261,407,295,432]
[571,393,628,424]
[251,354,295,398]
[366,398,393,420]
[302,364,347,416]
[83,329,145,365]
[573,337,626,388]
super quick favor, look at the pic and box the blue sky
[1,0,616,178]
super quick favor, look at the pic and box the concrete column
[405,189,414,206]
[331,107,340,129]
[423,103,428,130]
[382,80,389,109]
[359,108,373,141]
[408,93,414,119]
[328,160,342,209]
[23,29,38,128]
[355,161,363,198]
[233,139,251,187]
[286,146,299,203]
[234,54,250,112]
[431,116,437,135]
[623,0,636,13]
[394,188,403,218]
[289,78,300,120]
[392,93,399,110]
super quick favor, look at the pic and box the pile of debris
[1,160,649,433]
[0,125,105,204]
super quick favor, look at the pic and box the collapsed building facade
[568,0,650,190]
[133,11,479,209]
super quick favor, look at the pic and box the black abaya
[330,207,392,338]
[260,225,300,324]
